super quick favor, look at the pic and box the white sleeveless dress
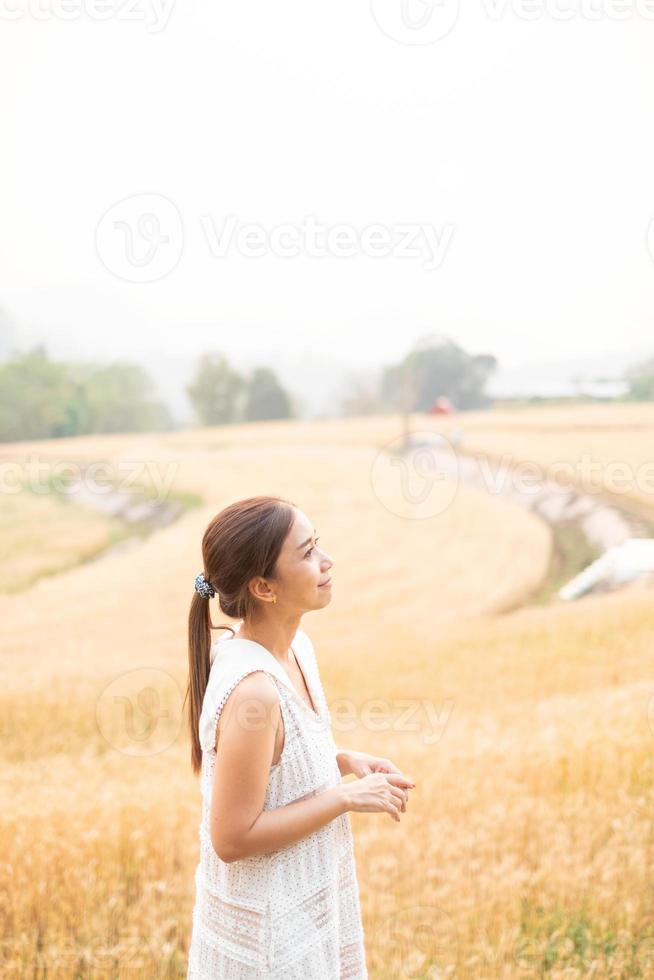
[187,622,368,979]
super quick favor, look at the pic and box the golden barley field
[2,408,654,978]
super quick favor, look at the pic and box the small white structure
[559,538,654,600]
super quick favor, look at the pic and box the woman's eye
[305,537,319,558]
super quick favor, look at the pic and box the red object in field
[430,396,455,415]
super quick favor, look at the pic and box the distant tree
[0,344,71,441]
[186,352,245,425]
[0,345,172,442]
[625,356,654,401]
[381,335,497,412]
[66,360,172,434]
[242,367,293,421]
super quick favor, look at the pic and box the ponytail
[185,594,235,774]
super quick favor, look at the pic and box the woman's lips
[318,577,332,588]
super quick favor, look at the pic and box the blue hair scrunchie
[194,571,216,599]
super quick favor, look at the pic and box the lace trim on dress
[206,667,278,758]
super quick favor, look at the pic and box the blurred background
[2,4,654,978]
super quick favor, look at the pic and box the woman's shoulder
[200,643,279,753]
[219,668,280,711]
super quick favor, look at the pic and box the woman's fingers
[387,800,400,822]
[386,788,408,816]
[389,784,408,808]
[385,771,416,790]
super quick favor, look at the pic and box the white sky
[1,1,654,405]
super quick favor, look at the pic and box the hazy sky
[2,2,653,409]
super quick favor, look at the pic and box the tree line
[2,334,651,443]
[0,345,296,442]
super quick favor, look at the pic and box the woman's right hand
[343,772,414,822]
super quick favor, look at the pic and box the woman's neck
[237,615,302,666]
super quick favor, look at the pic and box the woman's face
[273,509,334,611]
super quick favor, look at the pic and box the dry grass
[1,412,653,978]
[0,489,118,593]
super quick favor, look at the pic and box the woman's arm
[210,672,350,863]
[221,783,350,862]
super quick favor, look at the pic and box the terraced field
[1,409,652,977]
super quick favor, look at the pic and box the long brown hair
[185,494,296,774]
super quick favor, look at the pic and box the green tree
[243,367,293,422]
[0,345,172,442]
[71,360,172,434]
[625,357,654,401]
[381,335,497,412]
[186,352,244,425]
[0,345,72,441]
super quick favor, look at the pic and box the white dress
[187,622,368,979]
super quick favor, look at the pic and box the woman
[185,495,415,978]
